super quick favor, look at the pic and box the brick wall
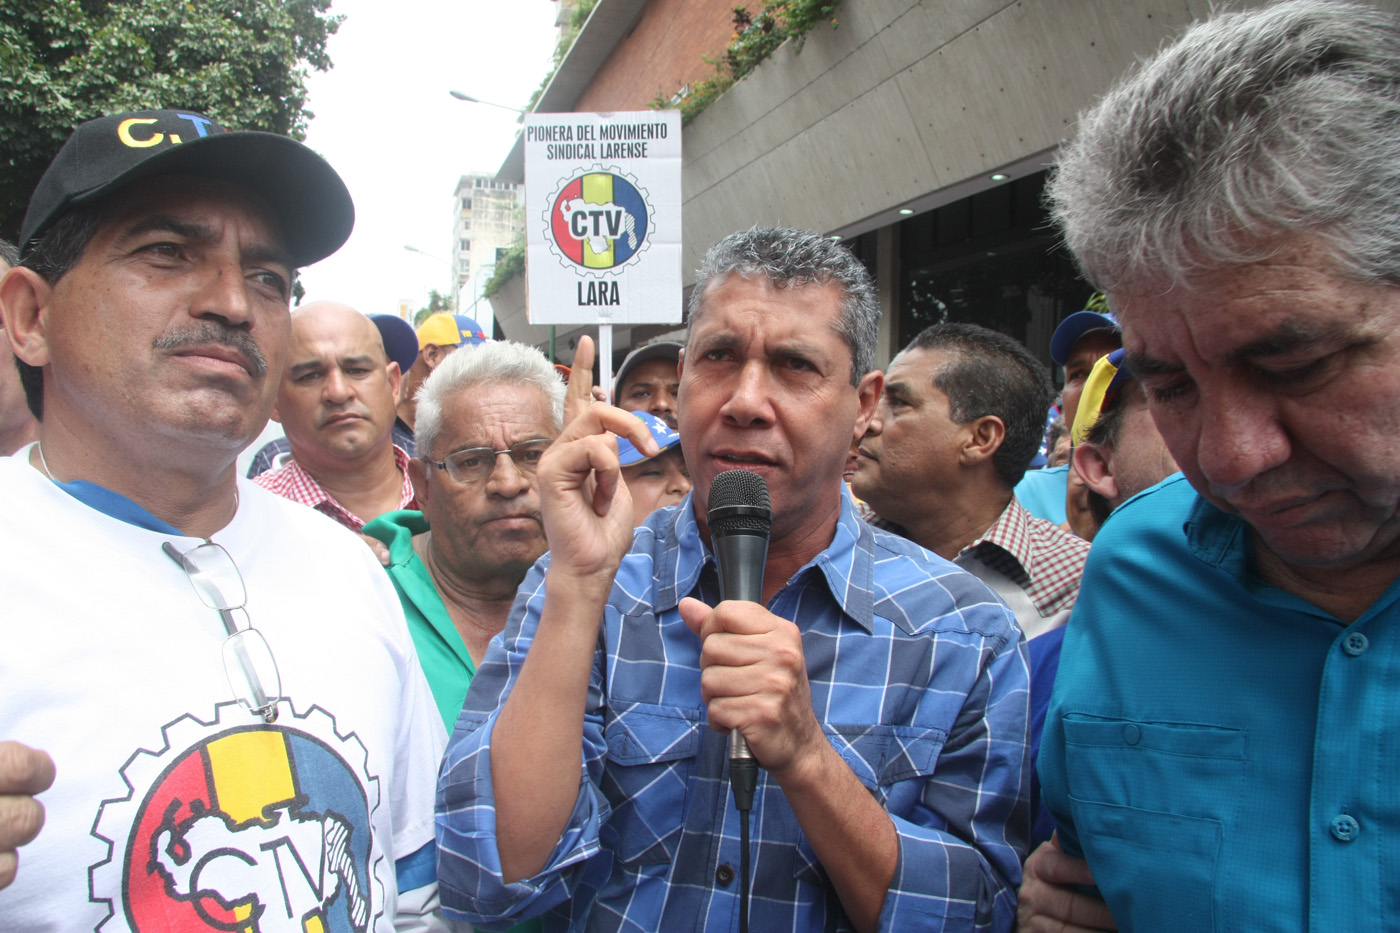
[575,0,736,111]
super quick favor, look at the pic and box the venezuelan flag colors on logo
[92,706,380,933]
[548,171,650,270]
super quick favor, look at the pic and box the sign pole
[598,323,614,401]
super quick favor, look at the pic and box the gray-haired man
[1029,2,1400,929]
[437,227,1031,932]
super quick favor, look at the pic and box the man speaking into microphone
[436,228,1031,932]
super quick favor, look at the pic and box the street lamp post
[449,91,528,115]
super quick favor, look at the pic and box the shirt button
[715,864,735,886]
[1123,724,1141,746]
[1330,814,1360,842]
[1343,632,1369,657]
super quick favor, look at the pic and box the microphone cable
[731,751,758,933]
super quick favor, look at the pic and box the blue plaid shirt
[438,488,1030,931]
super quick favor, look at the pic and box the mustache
[153,323,268,377]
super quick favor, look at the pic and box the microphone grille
[708,469,772,534]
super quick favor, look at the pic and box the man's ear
[852,369,883,442]
[1073,442,1120,503]
[960,415,1005,466]
[385,360,403,404]
[421,343,444,372]
[675,346,686,382]
[407,455,431,507]
[0,267,54,368]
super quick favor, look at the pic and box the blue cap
[370,314,418,373]
[453,315,489,346]
[1050,310,1119,366]
[616,411,682,466]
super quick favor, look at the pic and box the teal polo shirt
[1014,464,1069,525]
[1040,475,1400,930]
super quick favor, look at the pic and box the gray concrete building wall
[679,0,1249,283]
[494,0,1400,366]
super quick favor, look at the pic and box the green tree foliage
[481,238,524,300]
[413,289,453,328]
[0,0,341,240]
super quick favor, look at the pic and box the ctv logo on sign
[545,169,651,273]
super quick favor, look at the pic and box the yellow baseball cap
[416,314,488,350]
[1072,348,1130,444]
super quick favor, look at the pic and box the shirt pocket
[1063,716,1246,932]
[600,703,702,865]
[789,723,947,886]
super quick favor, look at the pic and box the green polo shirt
[365,510,542,933]
[363,510,476,728]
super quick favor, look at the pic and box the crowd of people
[3,0,1398,929]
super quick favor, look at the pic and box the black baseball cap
[20,110,354,268]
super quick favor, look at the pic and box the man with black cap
[0,238,39,456]
[0,111,449,929]
[398,313,489,434]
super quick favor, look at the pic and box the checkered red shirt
[252,444,417,533]
[959,496,1089,619]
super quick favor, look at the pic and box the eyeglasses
[162,541,281,723]
[430,437,554,485]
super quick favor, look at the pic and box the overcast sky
[296,0,560,316]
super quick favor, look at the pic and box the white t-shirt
[0,450,447,932]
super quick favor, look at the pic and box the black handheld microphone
[707,469,772,814]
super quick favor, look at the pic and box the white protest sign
[523,111,682,326]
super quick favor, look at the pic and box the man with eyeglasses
[363,340,562,731]
[0,111,450,930]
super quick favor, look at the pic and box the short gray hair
[686,226,879,384]
[1049,0,1400,293]
[414,340,565,459]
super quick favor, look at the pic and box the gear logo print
[545,169,651,272]
[91,704,383,933]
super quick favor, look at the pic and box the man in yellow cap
[398,313,489,434]
[1069,348,1178,531]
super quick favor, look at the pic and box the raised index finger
[564,335,598,426]
[554,401,660,459]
